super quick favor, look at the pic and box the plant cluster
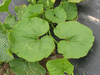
[0,0,94,75]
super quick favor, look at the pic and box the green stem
[34,0,36,4]
[48,29,52,36]
[42,10,45,19]
[48,30,58,44]
[52,3,54,9]
[50,22,55,29]
[72,72,74,75]
[38,14,41,18]
[7,11,11,15]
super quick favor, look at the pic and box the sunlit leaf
[14,4,27,21]
[9,17,55,62]
[46,58,74,75]
[68,0,83,3]
[9,58,46,75]
[54,21,94,59]
[27,0,36,4]
[0,0,12,13]
[59,1,77,20]
[45,7,66,23]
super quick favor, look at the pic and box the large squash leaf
[45,7,66,23]
[14,4,27,21]
[0,22,14,62]
[46,58,74,75]
[54,21,94,59]
[9,17,55,62]
[9,58,46,75]
[59,1,77,20]
[0,0,12,13]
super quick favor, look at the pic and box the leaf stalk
[48,30,58,44]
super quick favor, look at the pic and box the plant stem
[72,72,74,75]
[48,30,58,44]
[42,10,45,19]
[34,0,36,4]
[48,29,52,36]
[50,22,55,29]
[7,11,11,15]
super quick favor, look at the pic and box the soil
[0,63,15,75]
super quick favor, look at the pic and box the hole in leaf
[54,0,61,7]
[64,72,68,75]
[13,53,19,58]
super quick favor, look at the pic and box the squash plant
[0,0,94,75]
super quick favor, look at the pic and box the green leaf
[0,0,12,13]
[0,61,3,64]
[9,17,55,62]
[22,4,43,19]
[51,0,55,3]
[0,22,14,62]
[37,0,55,9]
[68,0,83,3]
[27,0,36,4]
[22,8,32,19]
[14,4,27,21]
[4,15,17,28]
[54,21,94,59]
[59,1,77,20]
[9,58,46,75]
[3,23,12,30]
[46,58,74,75]
[45,7,66,23]
[28,4,43,14]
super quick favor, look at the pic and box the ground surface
[0,63,15,75]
